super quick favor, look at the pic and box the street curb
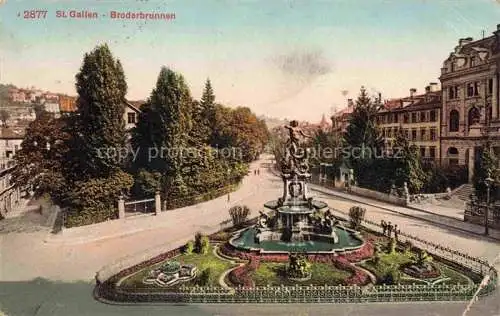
[308,185,500,242]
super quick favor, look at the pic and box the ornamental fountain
[230,120,364,253]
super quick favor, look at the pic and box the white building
[0,127,25,158]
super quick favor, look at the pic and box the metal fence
[100,215,498,304]
[109,282,479,304]
[124,198,155,217]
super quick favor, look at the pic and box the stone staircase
[452,184,474,201]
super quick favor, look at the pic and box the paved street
[0,155,499,316]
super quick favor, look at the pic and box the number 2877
[24,10,48,19]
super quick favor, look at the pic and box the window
[394,113,399,123]
[467,82,479,97]
[430,110,437,122]
[403,113,409,124]
[449,110,460,132]
[468,107,480,126]
[429,147,436,158]
[430,128,437,141]
[470,56,476,67]
[420,147,426,158]
[420,129,427,141]
[411,129,417,141]
[467,83,474,97]
[127,112,136,124]
[420,111,426,122]
[488,78,493,95]
[448,86,458,99]
[404,129,409,139]
[411,112,417,123]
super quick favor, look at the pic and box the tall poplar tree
[131,67,193,199]
[70,44,128,179]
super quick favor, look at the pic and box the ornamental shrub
[200,236,210,254]
[184,241,194,254]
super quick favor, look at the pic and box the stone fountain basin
[264,200,328,211]
[229,226,364,253]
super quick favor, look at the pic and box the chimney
[410,88,417,98]
[459,37,473,46]
[347,99,354,108]
[429,82,438,92]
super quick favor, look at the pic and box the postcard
[0,1,499,315]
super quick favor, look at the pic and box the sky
[0,0,499,121]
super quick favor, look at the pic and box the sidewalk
[45,156,276,245]
[308,183,500,241]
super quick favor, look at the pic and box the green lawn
[360,250,414,280]
[119,246,236,290]
[252,262,352,286]
[360,248,472,286]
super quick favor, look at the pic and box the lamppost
[484,174,494,236]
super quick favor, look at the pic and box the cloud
[265,48,334,105]
[272,48,332,79]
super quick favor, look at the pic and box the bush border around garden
[94,218,498,304]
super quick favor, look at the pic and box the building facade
[439,25,500,181]
[0,127,25,158]
[0,158,21,218]
[377,84,442,162]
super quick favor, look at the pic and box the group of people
[253,169,260,175]
[381,220,399,240]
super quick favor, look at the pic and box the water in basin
[232,226,364,253]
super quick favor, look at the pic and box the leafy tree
[69,44,128,179]
[132,169,162,198]
[64,170,134,227]
[473,147,498,202]
[12,113,71,203]
[0,109,10,127]
[131,66,193,198]
[392,130,428,193]
[212,106,269,163]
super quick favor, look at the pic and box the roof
[379,91,441,113]
[125,100,144,113]
[127,100,146,109]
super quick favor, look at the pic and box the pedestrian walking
[381,220,387,236]
[227,193,230,203]
[387,221,393,237]
[394,224,399,240]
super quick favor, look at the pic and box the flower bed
[228,257,260,287]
